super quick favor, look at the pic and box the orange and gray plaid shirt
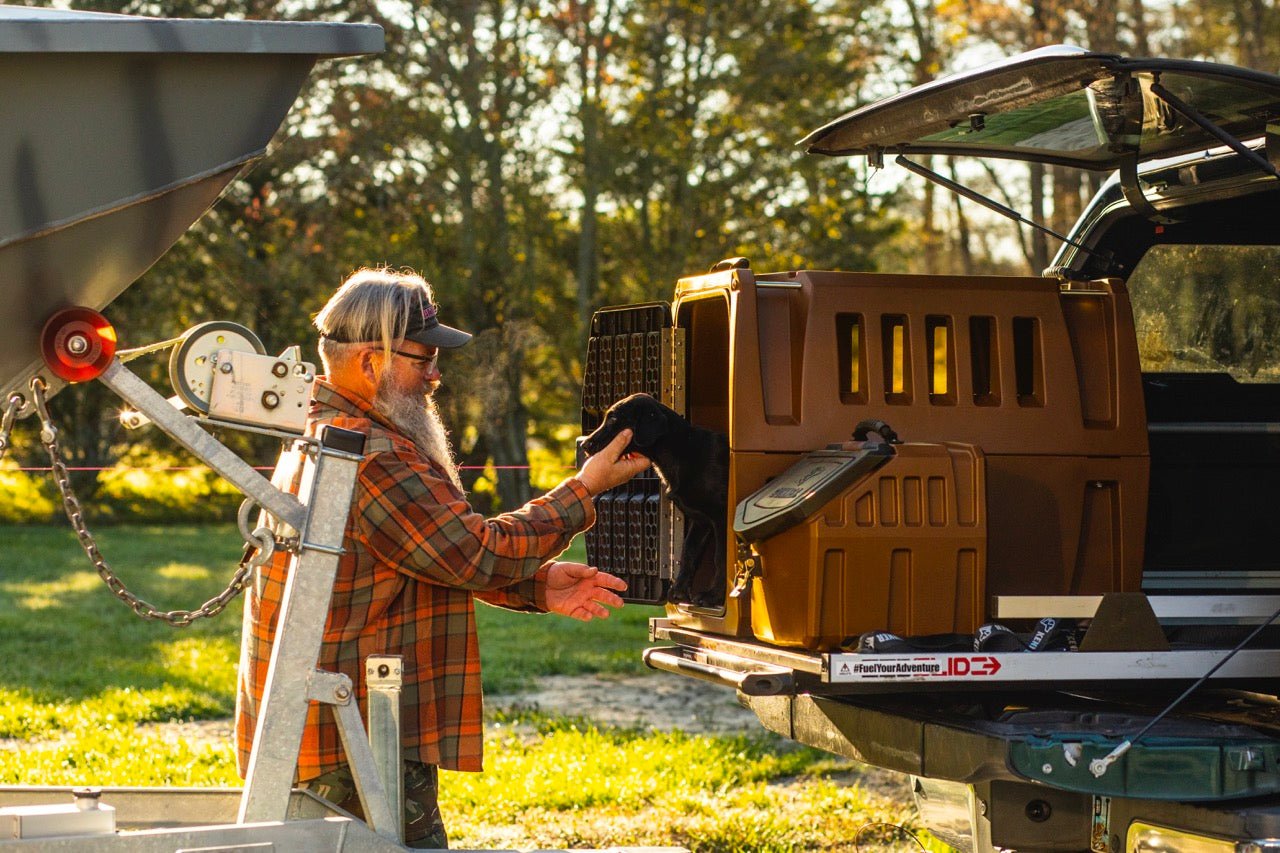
[235,379,594,779]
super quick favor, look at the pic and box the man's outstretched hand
[544,561,627,622]
[577,429,650,495]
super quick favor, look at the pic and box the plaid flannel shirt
[236,380,594,779]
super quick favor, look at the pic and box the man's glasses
[389,348,439,369]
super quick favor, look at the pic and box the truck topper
[582,46,1280,852]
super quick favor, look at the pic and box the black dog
[582,393,729,607]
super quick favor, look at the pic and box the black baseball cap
[321,292,472,348]
[400,301,472,349]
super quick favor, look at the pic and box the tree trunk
[1028,162,1050,273]
[577,113,600,333]
[949,160,975,275]
[1050,165,1083,248]
[1089,0,1121,53]
[573,0,613,336]
[1129,0,1151,55]
[921,159,941,274]
[483,142,532,510]
[490,341,533,509]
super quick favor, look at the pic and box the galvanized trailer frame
[3,353,419,850]
[0,6,416,849]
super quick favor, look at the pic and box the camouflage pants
[303,760,449,849]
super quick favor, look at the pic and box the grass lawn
[0,524,942,851]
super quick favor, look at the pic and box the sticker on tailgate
[833,655,1003,680]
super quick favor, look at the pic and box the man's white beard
[374,375,463,491]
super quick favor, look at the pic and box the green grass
[0,524,938,851]
[0,526,654,729]
[0,525,242,738]
[445,713,936,852]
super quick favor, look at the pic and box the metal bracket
[306,670,354,705]
[299,668,400,843]
[1119,153,1178,224]
[238,442,360,826]
[643,646,794,696]
[366,655,404,843]
[97,359,307,532]
[331,696,399,842]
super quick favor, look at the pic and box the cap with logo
[399,301,471,349]
[322,293,472,348]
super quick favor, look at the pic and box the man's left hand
[544,561,627,621]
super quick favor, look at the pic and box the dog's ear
[630,402,668,449]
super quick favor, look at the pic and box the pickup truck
[581,46,1280,853]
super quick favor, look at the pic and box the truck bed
[649,618,1280,802]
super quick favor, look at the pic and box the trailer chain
[0,392,20,462]
[29,377,253,626]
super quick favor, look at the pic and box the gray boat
[0,4,381,405]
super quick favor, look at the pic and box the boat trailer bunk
[647,595,1280,852]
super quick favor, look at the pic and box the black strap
[1119,153,1178,225]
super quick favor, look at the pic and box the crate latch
[730,540,762,600]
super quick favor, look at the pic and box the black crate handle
[852,419,900,445]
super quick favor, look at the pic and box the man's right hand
[577,429,651,495]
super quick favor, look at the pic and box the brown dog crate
[580,303,686,605]
[744,442,987,650]
[582,263,1150,631]
[667,265,1148,638]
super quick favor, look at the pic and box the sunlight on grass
[448,724,822,815]
[0,726,238,787]
[0,685,229,740]
[159,637,238,696]
[0,526,934,850]
[442,719,927,852]
[6,570,101,611]
[157,563,212,581]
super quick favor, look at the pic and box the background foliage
[5,0,1277,518]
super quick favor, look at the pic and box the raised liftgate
[0,8,687,852]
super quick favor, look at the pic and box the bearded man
[235,267,648,848]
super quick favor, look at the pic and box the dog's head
[582,393,683,457]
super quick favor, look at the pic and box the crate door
[580,303,686,604]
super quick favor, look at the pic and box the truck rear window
[1128,244,1280,382]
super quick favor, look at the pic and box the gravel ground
[485,673,763,733]
[139,672,767,743]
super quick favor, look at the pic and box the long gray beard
[373,381,463,491]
